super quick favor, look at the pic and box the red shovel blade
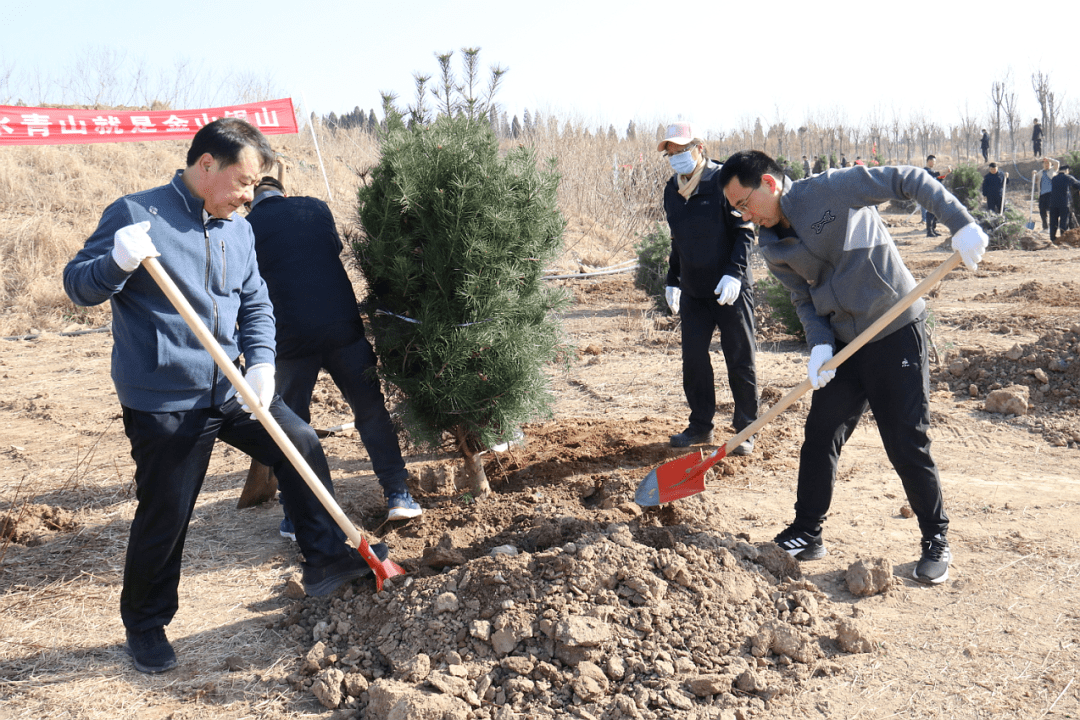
[635,446,728,506]
[358,536,407,591]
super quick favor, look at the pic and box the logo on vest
[901,358,911,368]
[811,210,836,234]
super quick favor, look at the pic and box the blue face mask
[668,148,698,175]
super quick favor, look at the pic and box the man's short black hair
[989,162,997,168]
[717,150,784,192]
[255,175,285,192]
[926,154,936,162]
[186,117,275,172]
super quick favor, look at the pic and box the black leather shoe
[670,428,713,448]
[302,543,389,596]
[125,627,177,674]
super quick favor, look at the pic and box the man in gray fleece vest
[717,150,988,586]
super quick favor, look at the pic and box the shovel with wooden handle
[635,251,964,507]
[1027,172,1037,230]
[142,256,405,590]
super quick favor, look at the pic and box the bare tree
[1062,99,1080,151]
[889,107,905,164]
[1031,69,1058,154]
[1004,89,1021,158]
[865,105,885,162]
[0,56,14,104]
[231,70,281,106]
[956,102,980,162]
[990,70,1010,158]
[768,104,787,158]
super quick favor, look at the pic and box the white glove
[951,222,989,271]
[808,344,837,390]
[111,221,159,272]
[714,275,741,305]
[241,363,275,417]
[664,286,681,314]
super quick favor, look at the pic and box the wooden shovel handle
[142,257,368,549]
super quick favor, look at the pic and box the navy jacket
[663,160,755,298]
[246,194,363,359]
[1050,172,1080,208]
[982,172,1006,199]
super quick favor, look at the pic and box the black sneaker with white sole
[773,525,827,561]
[913,534,951,584]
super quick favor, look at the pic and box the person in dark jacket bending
[718,150,989,586]
[659,122,759,453]
[246,171,422,525]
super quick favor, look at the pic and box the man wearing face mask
[660,122,759,453]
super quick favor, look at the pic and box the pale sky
[2,0,1076,139]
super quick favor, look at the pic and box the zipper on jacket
[202,218,223,398]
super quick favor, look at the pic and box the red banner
[0,98,297,146]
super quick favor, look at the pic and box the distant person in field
[841,155,849,168]
[245,166,421,533]
[981,163,1008,214]
[62,118,389,675]
[1032,119,1043,157]
[1035,156,1060,231]
[1049,164,1080,243]
[717,149,988,585]
[922,155,951,237]
[657,122,759,453]
[802,155,811,178]
[980,129,990,162]
[812,155,824,175]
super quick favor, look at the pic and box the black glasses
[730,186,756,218]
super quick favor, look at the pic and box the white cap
[657,121,699,152]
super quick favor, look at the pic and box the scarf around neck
[676,156,706,199]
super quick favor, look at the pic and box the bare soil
[1,199,1078,719]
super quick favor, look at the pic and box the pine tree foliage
[355,114,568,492]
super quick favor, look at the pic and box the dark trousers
[1050,205,1071,241]
[925,211,938,236]
[119,396,348,632]
[679,289,759,435]
[1039,193,1051,230]
[793,320,948,540]
[277,334,408,496]
[986,194,1003,214]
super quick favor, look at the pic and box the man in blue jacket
[246,172,421,527]
[718,150,988,586]
[63,118,387,675]
[659,123,759,453]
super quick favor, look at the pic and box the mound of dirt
[0,502,78,546]
[936,325,1080,446]
[279,511,871,718]
[973,280,1080,307]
